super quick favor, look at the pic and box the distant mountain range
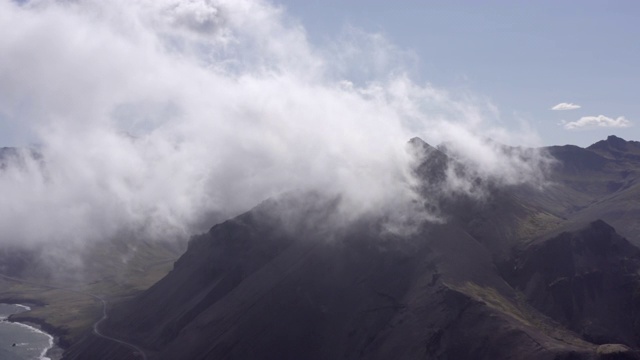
[23,136,640,359]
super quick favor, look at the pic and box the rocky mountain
[64,136,640,360]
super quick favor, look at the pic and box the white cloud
[563,115,632,130]
[551,102,581,111]
[0,0,551,250]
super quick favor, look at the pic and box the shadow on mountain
[38,136,640,359]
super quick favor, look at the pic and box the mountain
[57,136,640,359]
[0,147,188,346]
[503,220,640,347]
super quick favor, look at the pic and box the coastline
[7,317,65,360]
[1,303,65,360]
[6,320,55,359]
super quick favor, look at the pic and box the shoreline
[6,320,55,359]
[7,317,66,360]
[1,303,66,360]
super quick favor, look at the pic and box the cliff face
[64,136,640,360]
[505,220,640,347]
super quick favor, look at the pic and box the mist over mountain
[0,0,547,256]
[56,135,640,360]
[1,1,639,360]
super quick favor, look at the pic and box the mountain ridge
[58,135,640,360]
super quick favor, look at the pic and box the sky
[0,0,621,251]
[2,1,638,147]
[275,0,640,147]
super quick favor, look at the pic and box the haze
[0,0,550,249]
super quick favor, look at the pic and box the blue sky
[0,0,637,149]
[275,0,640,147]
[0,0,625,244]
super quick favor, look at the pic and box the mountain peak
[408,136,431,148]
[587,134,637,153]
[588,135,627,150]
[605,135,627,148]
[586,135,640,162]
[407,137,444,157]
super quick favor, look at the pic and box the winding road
[0,274,148,359]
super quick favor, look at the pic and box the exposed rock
[596,344,640,360]
[62,136,640,359]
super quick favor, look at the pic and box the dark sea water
[0,304,53,360]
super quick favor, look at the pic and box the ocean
[0,304,53,360]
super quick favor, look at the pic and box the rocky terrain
[56,135,640,359]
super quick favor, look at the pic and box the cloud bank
[0,0,550,248]
[551,102,581,111]
[563,115,632,130]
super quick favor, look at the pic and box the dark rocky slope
[504,220,640,347]
[64,136,640,360]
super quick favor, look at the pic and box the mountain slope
[504,220,640,347]
[64,136,640,360]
